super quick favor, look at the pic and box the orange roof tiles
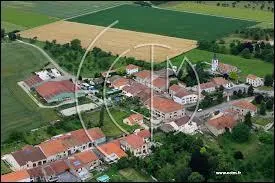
[50,160,70,175]
[232,100,257,112]
[169,84,182,93]
[126,64,139,70]
[74,150,99,165]
[134,70,151,79]
[35,80,77,100]
[136,129,151,139]
[97,141,127,158]
[152,77,167,89]
[127,113,143,125]
[24,75,43,88]
[207,113,238,129]
[112,78,130,88]
[211,77,229,86]
[146,96,184,113]
[218,63,237,73]
[199,81,216,90]
[38,139,67,157]
[1,170,30,182]
[174,88,191,98]
[123,134,144,149]
[247,74,259,80]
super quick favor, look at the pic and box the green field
[161,2,274,24]
[1,7,58,29]
[1,42,60,142]
[1,1,129,19]
[68,4,257,41]
[171,49,273,78]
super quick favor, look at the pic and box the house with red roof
[96,141,127,164]
[126,64,139,75]
[122,81,148,97]
[145,96,185,122]
[211,77,233,89]
[134,70,159,87]
[123,113,144,126]
[34,80,85,103]
[152,77,168,92]
[1,169,30,182]
[246,74,264,87]
[231,100,257,116]
[111,77,131,90]
[23,75,43,90]
[169,84,198,104]
[120,133,151,157]
[206,112,239,136]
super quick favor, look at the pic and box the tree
[247,84,254,96]
[240,48,252,59]
[234,151,244,160]
[1,28,5,40]
[237,89,243,98]
[259,102,266,115]
[266,98,273,110]
[254,94,264,104]
[244,111,252,127]
[8,32,17,41]
[99,106,104,127]
[188,172,205,182]
[229,71,239,82]
[264,74,273,86]
[78,75,82,80]
[217,92,224,103]
[70,39,81,51]
[231,123,250,143]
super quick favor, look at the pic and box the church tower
[211,53,219,72]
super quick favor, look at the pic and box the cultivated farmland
[68,4,257,41]
[1,42,60,142]
[19,20,197,62]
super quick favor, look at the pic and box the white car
[197,109,203,112]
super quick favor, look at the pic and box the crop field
[1,7,58,29]
[161,2,274,24]
[19,20,197,62]
[68,4,257,41]
[171,49,273,78]
[1,1,130,19]
[1,42,60,142]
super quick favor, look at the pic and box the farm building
[34,80,85,103]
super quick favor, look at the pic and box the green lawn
[257,86,274,91]
[119,168,153,182]
[161,2,274,23]
[1,7,59,29]
[1,42,60,142]
[1,161,12,175]
[1,21,26,32]
[170,49,273,78]
[69,4,256,41]
[82,108,139,138]
[1,1,129,19]
[253,116,273,126]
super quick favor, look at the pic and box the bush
[234,151,244,159]
[231,123,250,143]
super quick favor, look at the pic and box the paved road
[60,102,99,116]
[228,84,274,96]
[186,96,255,119]
[16,39,75,79]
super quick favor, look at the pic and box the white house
[169,84,198,105]
[246,74,264,87]
[126,64,139,75]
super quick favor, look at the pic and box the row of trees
[236,28,274,41]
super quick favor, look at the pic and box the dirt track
[19,20,197,62]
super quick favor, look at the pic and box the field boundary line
[63,2,131,21]
[152,5,273,24]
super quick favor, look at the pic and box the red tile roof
[169,84,182,93]
[218,63,237,73]
[35,80,77,100]
[97,141,127,158]
[126,64,139,70]
[247,74,259,80]
[174,88,191,98]
[39,139,67,158]
[232,100,257,112]
[146,96,184,113]
[207,113,238,129]
[211,77,229,86]
[122,82,148,96]
[1,170,30,182]
[50,160,70,175]
[24,75,43,88]
[74,150,99,165]
[199,81,216,90]
[152,77,167,89]
[174,116,191,127]
[112,78,130,89]
[134,70,151,80]
[126,114,143,125]
[136,129,151,139]
[123,134,144,149]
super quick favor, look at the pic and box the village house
[120,134,150,157]
[231,100,257,116]
[23,75,43,90]
[1,169,30,182]
[34,80,86,103]
[169,84,198,104]
[126,64,139,75]
[123,113,144,126]
[134,70,158,88]
[212,55,238,74]
[145,96,185,122]
[122,81,148,97]
[206,112,238,136]
[111,77,131,90]
[2,145,47,171]
[246,74,264,87]
[96,141,127,164]
[151,77,168,92]
[211,77,233,89]
[167,116,198,134]
[193,81,216,93]
[135,129,151,143]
